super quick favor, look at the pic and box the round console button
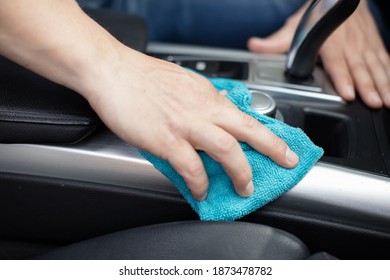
[250,91,277,118]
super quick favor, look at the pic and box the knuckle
[364,51,377,64]
[241,113,257,130]
[271,135,287,157]
[183,160,205,179]
[195,90,212,107]
[166,118,184,136]
[215,135,237,155]
[234,167,252,187]
[192,81,217,107]
[162,136,181,156]
[350,60,365,72]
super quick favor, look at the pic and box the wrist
[70,34,124,100]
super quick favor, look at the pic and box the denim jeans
[78,0,389,50]
[108,0,305,49]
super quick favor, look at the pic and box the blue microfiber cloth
[139,78,323,221]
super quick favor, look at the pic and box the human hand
[84,48,299,201]
[0,0,298,202]
[247,0,390,109]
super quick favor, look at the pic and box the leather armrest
[0,9,147,144]
[0,56,100,144]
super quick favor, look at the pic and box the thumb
[247,26,294,54]
[247,30,291,53]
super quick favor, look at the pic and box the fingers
[365,49,390,108]
[166,139,209,202]
[189,122,254,198]
[163,104,299,201]
[364,24,390,108]
[247,17,296,54]
[343,44,390,109]
[320,42,355,102]
[322,42,390,109]
[214,105,299,169]
[114,57,299,201]
[219,89,228,96]
[247,27,293,54]
[318,2,390,109]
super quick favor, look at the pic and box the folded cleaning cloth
[139,78,323,221]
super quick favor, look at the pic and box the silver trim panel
[0,128,389,232]
[147,43,341,101]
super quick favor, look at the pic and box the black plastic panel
[372,109,390,175]
[1,172,389,260]
[274,97,389,177]
[0,172,196,244]
[151,56,249,80]
[303,109,353,158]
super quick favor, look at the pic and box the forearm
[0,0,125,97]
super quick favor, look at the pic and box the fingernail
[369,92,383,107]
[384,93,390,108]
[242,181,254,198]
[286,148,299,166]
[343,85,355,100]
[198,192,208,202]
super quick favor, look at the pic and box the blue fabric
[139,78,323,221]
[78,0,389,50]
[108,0,305,49]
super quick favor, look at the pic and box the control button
[195,61,207,71]
[251,91,277,118]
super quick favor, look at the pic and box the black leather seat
[34,221,336,260]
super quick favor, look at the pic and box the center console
[1,0,389,259]
[1,42,389,259]
[149,43,390,177]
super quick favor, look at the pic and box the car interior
[0,0,389,260]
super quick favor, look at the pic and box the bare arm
[0,0,298,201]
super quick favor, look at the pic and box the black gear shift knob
[286,0,360,79]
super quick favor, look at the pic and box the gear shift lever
[286,0,360,79]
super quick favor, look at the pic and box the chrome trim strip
[147,43,280,61]
[1,128,389,232]
[247,83,344,103]
[0,130,173,193]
